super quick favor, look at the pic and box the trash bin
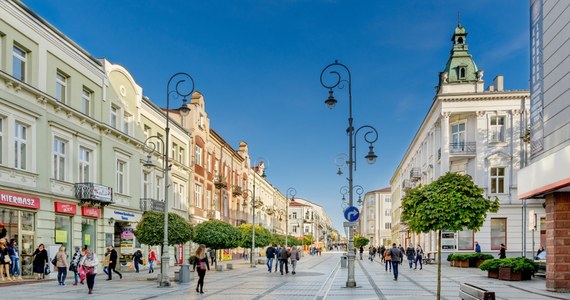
[178,264,190,283]
[341,255,348,268]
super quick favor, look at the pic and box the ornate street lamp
[320,60,379,288]
[147,72,193,288]
[285,187,297,248]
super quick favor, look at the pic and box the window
[292,225,298,233]
[195,184,203,208]
[490,167,505,193]
[206,154,211,172]
[53,138,66,180]
[491,218,507,250]
[79,147,91,182]
[110,106,118,128]
[14,122,27,170]
[171,143,177,161]
[199,114,204,128]
[142,172,151,198]
[143,125,151,140]
[122,112,131,134]
[81,88,91,115]
[459,67,466,79]
[195,145,202,166]
[490,116,505,142]
[205,189,211,210]
[384,222,391,230]
[292,212,297,219]
[155,175,163,201]
[56,72,67,103]
[116,159,126,194]
[12,45,27,81]
[173,182,180,209]
[458,229,474,250]
[179,147,184,164]
[385,209,391,216]
[451,122,466,151]
[385,196,391,203]
[180,183,186,210]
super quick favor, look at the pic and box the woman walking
[32,244,49,280]
[290,246,300,275]
[414,244,424,270]
[192,244,210,294]
[405,245,415,269]
[80,248,99,294]
[55,245,68,285]
[70,246,82,285]
[148,248,156,273]
[8,239,22,280]
[0,238,13,281]
[384,247,392,272]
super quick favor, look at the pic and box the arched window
[459,67,466,79]
[457,37,464,44]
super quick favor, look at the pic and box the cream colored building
[390,22,544,257]
[359,188,391,247]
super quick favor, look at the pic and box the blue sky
[22,0,530,233]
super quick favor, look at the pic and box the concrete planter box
[488,270,499,278]
[455,260,469,268]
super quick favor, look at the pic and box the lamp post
[285,187,297,248]
[320,60,379,288]
[144,72,193,287]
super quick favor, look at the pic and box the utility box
[341,255,348,268]
[178,264,191,283]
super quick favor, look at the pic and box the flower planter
[488,270,499,278]
[499,267,522,281]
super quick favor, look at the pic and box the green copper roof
[442,24,480,83]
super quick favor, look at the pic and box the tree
[192,220,240,266]
[270,233,286,247]
[133,211,193,246]
[354,236,369,248]
[236,224,272,248]
[401,172,499,300]
[303,235,314,248]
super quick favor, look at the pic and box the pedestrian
[133,249,143,273]
[55,245,68,286]
[208,248,216,266]
[359,246,364,260]
[405,245,415,269]
[384,247,392,272]
[379,245,386,263]
[106,245,122,280]
[389,243,403,281]
[398,244,405,265]
[80,248,99,295]
[102,251,110,275]
[290,246,300,275]
[193,244,210,294]
[265,244,276,272]
[475,241,481,253]
[0,238,13,281]
[0,222,6,239]
[70,246,82,285]
[415,244,424,270]
[537,246,544,256]
[242,248,248,261]
[7,239,22,280]
[279,247,290,275]
[274,246,281,272]
[32,243,48,280]
[499,243,506,259]
[148,247,156,273]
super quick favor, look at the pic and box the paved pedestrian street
[1,252,568,300]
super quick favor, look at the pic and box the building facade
[390,22,544,258]
[518,0,570,292]
[359,188,392,247]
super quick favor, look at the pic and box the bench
[459,283,495,300]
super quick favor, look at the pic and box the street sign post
[344,206,360,222]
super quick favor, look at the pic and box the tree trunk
[437,229,441,300]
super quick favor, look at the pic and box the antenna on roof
[458,11,462,28]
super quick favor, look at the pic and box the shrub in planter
[479,258,502,277]
[481,257,538,281]
[469,253,494,267]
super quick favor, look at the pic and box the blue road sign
[344,206,360,222]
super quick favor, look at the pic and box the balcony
[139,198,165,212]
[232,186,243,196]
[214,176,227,189]
[74,183,113,207]
[402,179,414,190]
[410,167,421,180]
[450,142,476,156]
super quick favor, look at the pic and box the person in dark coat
[279,247,290,275]
[133,250,143,273]
[405,245,415,269]
[499,243,506,259]
[265,244,276,272]
[389,243,403,281]
[192,244,210,294]
[106,246,122,280]
[32,243,49,280]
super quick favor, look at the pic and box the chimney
[493,75,504,92]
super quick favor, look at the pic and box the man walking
[274,246,281,272]
[209,248,216,265]
[106,246,122,280]
[389,243,403,281]
[279,247,290,275]
[265,244,276,272]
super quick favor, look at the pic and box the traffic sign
[344,206,360,222]
[343,221,358,227]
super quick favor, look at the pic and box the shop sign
[82,206,101,218]
[0,190,40,209]
[54,202,77,215]
[120,228,134,252]
[113,210,138,222]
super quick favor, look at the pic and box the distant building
[358,188,392,247]
[518,0,570,292]
[390,22,544,256]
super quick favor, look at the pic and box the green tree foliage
[401,172,499,300]
[192,220,240,250]
[287,235,301,246]
[236,224,272,248]
[270,233,286,246]
[303,235,314,246]
[133,211,193,246]
[354,236,370,248]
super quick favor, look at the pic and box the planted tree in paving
[192,220,240,267]
[133,211,193,248]
[401,172,499,300]
[354,236,370,248]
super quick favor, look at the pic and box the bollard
[340,255,348,268]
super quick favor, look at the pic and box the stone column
[545,192,570,292]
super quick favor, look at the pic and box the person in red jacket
[148,248,157,273]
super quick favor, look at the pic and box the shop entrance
[0,209,36,277]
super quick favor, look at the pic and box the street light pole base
[346,280,357,288]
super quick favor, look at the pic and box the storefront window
[82,219,96,249]
[457,229,474,250]
[55,215,72,253]
[0,209,18,240]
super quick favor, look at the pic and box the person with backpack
[379,245,386,263]
[389,243,403,281]
[290,246,300,275]
[133,250,143,273]
[384,248,392,272]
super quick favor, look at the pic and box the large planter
[475,259,486,268]
[499,267,522,281]
[455,260,469,268]
[450,261,455,267]
[488,270,499,278]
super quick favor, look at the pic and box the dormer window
[457,37,464,44]
[459,67,466,79]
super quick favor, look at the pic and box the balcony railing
[74,183,113,207]
[232,186,243,196]
[402,179,414,190]
[140,198,165,212]
[450,142,476,155]
[214,175,227,189]
[410,167,421,180]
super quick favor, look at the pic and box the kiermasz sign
[0,190,40,209]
